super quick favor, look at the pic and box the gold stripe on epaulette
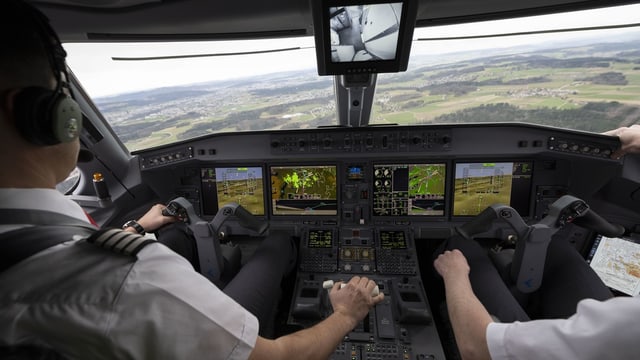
[87,228,156,256]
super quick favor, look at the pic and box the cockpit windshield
[64,3,640,152]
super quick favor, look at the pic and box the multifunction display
[201,166,265,216]
[270,165,338,215]
[453,161,533,216]
[372,163,446,216]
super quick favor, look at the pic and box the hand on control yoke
[133,204,178,233]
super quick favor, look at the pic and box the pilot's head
[0,0,82,187]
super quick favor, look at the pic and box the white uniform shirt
[487,296,640,359]
[0,188,259,359]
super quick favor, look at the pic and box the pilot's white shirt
[487,296,640,359]
[0,188,259,359]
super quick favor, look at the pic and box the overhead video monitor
[588,234,640,296]
[200,166,265,216]
[270,165,338,215]
[453,162,533,217]
[311,0,418,75]
[372,163,446,216]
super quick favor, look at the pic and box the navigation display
[372,163,446,216]
[270,165,338,215]
[200,166,265,216]
[453,162,533,216]
[588,235,640,296]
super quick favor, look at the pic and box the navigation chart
[589,235,640,296]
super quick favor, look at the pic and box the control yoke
[456,195,624,293]
[163,197,268,284]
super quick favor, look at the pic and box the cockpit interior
[11,0,640,358]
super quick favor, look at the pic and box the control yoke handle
[163,197,268,285]
[211,202,268,237]
[455,195,624,293]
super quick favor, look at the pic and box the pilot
[0,1,384,359]
[434,130,640,360]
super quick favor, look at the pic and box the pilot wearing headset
[0,1,383,359]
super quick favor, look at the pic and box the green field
[95,40,640,151]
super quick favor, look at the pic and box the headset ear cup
[13,86,54,145]
[12,86,82,145]
[51,93,82,143]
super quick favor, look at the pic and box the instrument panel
[134,123,622,359]
[138,124,620,229]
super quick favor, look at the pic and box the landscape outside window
[65,4,640,152]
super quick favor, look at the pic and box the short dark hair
[0,0,58,92]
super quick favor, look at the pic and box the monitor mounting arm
[335,73,377,127]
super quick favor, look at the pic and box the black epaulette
[86,228,156,256]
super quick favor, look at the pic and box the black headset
[11,0,82,146]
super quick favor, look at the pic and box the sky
[64,3,640,98]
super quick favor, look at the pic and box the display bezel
[452,160,534,218]
[371,162,448,217]
[269,164,339,216]
[200,165,267,217]
[311,0,418,75]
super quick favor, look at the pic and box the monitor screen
[308,229,334,248]
[380,230,407,249]
[453,162,533,216]
[270,165,338,215]
[201,166,265,216]
[312,0,417,75]
[588,234,640,296]
[372,163,446,216]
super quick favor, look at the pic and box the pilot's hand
[433,249,470,281]
[135,203,178,233]
[329,276,384,324]
[604,124,640,159]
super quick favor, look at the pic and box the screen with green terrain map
[270,165,338,215]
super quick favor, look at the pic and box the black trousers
[156,224,295,335]
[438,235,613,322]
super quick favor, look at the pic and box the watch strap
[122,220,145,235]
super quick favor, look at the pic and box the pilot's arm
[435,250,640,360]
[434,249,493,360]
[249,277,384,360]
[122,204,177,235]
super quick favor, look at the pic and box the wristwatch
[122,220,146,235]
